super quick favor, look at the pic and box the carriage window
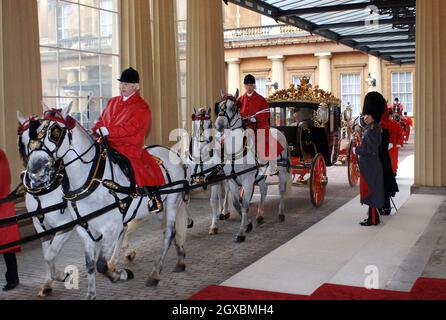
[38,0,120,130]
[391,71,413,116]
[341,73,361,116]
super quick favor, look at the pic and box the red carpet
[410,277,446,300]
[189,278,446,300]
[188,285,309,300]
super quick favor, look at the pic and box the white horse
[17,112,74,297]
[215,90,291,231]
[188,107,230,235]
[25,104,189,299]
[17,108,136,298]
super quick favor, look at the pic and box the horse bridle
[192,112,213,143]
[27,109,97,167]
[18,116,66,195]
[217,97,242,130]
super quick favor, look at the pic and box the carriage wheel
[347,139,359,187]
[309,153,327,208]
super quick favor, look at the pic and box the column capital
[267,55,285,62]
[225,58,240,64]
[315,52,332,59]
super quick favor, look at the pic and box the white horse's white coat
[215,91,291,240]
[25,105,189,299]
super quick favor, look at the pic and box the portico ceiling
[224,0,416,64]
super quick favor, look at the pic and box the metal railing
[177,24,308,46]
[224,24,308,41]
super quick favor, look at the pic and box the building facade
[223,3,416,117]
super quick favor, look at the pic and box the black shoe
[3,280,19,291]
[360,220,379,226]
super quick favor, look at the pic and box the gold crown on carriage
[267,76,341,105]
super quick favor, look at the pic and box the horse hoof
[219,213,230,220]
[256,216,264,225]
[146,277,160,287]
[37,287,52,297]
[187,219,194,229]
[278,214,285,222]
[125,269,134,280]
[173,263,186,273]
[245,222,253,233]
[235,235,246,243]
[208,227,218,235]
[126,251,136,262]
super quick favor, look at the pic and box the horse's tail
[175,200,188,247]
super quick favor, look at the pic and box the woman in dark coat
[0,148,21,290]
[355,92,386,226]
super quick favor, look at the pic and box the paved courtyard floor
[0,143,414,300]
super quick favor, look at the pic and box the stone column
[152,0,179,146]
[187,0,226,129]
[413,0,446,192]
[0,0,42,186]
[226,58,240,95]
[120,0,155,142]
[315,52,332,92]
[368,55,382,93]
[268,55,285,90]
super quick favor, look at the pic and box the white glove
[98,126,109,137]
[388,143,393,150]
[250,117,257,123]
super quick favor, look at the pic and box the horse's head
[191,107,213,143]
[215,89,240,132]
[25,102,75,188]
[17,111,42,167]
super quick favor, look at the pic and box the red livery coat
[382,113,405,175]
[92,92,165,187]
[0,149,21,255]
[239,91,284,160]
[403,116,413,142]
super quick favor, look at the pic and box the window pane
[57,2,79,49]
[79,0,99,8]
[41,47,58,97]
[38,0,58,46]
[99,11,118,54]
[58,49,80,98]
[80,6,100,52]
[80,52,100,98]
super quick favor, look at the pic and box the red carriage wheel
[309,153,327,208]
[347,138,359,187]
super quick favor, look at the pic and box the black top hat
[118,67,140,83]
[244,74,256,85]
[362,91,386,123]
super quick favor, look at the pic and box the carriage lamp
[343,103,353,122]
[314,102,329,127]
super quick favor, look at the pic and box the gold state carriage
[267,77,342,207]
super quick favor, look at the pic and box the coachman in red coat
[0,149,21,290]
[384,108,405,176]
[92,68,165,211]
[239,74,284,161]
